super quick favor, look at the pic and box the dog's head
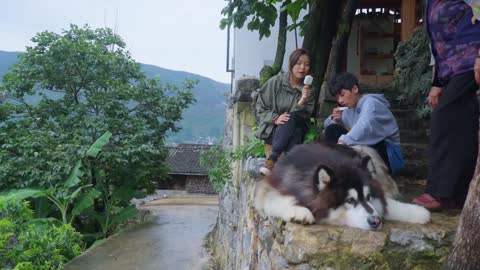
[309,163,386,231]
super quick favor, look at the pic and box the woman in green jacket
[256,48,315,175]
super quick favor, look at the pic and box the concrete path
[64,196,218,270]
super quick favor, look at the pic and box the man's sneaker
[260,159,274,176]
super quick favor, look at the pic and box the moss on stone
[295,241,449,270]
[308,251,389,270]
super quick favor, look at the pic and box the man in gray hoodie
[323,72,404,174]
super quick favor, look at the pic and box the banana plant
[6,131,112,224]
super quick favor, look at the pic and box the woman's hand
[302,85,312,99]
[428,86,443,108]
[298,85,312,105]
[274,112,290,125]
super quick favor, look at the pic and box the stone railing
[208,77,458,270]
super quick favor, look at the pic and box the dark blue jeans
[265,111,308,161]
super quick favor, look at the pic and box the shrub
[199,145,232,192]
[0,196,83,270]
[393,28,432,118]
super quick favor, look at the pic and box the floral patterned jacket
[426,0,480,86]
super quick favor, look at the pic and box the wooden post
[401,0,416,41]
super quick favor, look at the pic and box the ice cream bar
[303,75,313,85]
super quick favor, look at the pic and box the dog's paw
[411,205,431,224]
[288,206,315,224]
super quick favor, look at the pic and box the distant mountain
[0,51,229,144]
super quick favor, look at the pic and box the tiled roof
[166,144,214,175]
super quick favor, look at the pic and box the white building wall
[233,26,303,82]
[231,8,307,85]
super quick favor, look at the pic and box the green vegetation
[0,196,83,270]
[199,145,232,192]
[393,28,432,118]
[0,52,229,144]
[0,24,197,268]
[200,135,266,192]
[0,24,195,192]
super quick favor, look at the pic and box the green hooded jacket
[255,72,315,140]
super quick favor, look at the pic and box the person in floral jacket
[413,0,480,210]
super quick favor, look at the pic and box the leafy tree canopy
[220,0,309,39]
[0,24,196,193]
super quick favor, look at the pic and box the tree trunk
[302,0,342,117]
[260,1,290,85]
[272,0,290,73]
[447,122,480,270]
[325,0,358,82]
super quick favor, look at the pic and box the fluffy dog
[254,143,430,231]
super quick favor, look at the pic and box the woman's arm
[256,79,279,125]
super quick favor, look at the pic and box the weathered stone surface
[283,223,388,264]
[247,156,265,179]
[228,76,260,107]
[236,76,260,95]
[185,176,216,194]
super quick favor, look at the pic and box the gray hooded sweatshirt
[323,94,400,145]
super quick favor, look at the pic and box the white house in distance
[226,0,422,88]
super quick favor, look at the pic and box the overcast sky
[0,0,231,83]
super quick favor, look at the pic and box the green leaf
[86,131,112,158]
[6,188,47,200]
[286,0,304,22]
[71,188,101,217]
[65,160,83,188]
[111,205,137,224]
[67,184,93,201]
[28,217,62,226]
[111,185,144,202]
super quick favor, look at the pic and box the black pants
[324,123,391,172]
[426,71,479,206]
[266,111,308,161]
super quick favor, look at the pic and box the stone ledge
[258,212,458,269]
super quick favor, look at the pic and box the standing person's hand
[274,112,290,125]
[428,86,443,108]
[331,107,343,122]
[475,49,480,85]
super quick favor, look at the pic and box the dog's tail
[384,198,431,224]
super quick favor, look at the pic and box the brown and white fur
[254,143,430,231]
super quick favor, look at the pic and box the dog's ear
[316,165,335,191]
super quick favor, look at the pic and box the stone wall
[185,176,216,194]
[208,77,459,270]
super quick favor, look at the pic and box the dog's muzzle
[367,215,382,229]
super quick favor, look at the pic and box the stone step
[397,160,428,179]
[400,129,429,144]
[397,118,429,131]
[390,102,413,110]
[391,108,416,118]
[264,214,459,270]
[401,143,428,161]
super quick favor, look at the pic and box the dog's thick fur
[254,143,430,231]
